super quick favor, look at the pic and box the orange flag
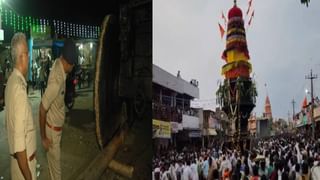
[246,7,250,16]
[248,10,255,26]
[218,23,225,39]
[246,0,253,16]
[221,11,227,26]
[302,96,308,109]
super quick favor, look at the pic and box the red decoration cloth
[228,5,243,19]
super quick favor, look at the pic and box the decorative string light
[28,16,31,31]
[87,26,89,38]
[61,21,63,35]
[58,20,61,34]
[80,25,83,37]
[37,18,40,33]
[4,9,7,25]
[31,17,34,32]
[89,26,92,38]
[55,20,58,34]
[21,16,24,31]
[76,24,79,37]
[59,20,61,35]
[17,15,19,31]
[67,22,69,37]
[1,6,101,39]
[10,10,13,26]
[23,16,26,30]
[86,25,88,38]
[63,22,66,35]
[73,23,75,37]
[40,19,42,33]
[73,23,76,36]
[70,23,72,36]
[13,13,16,32]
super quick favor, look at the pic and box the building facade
[152,64,200,152]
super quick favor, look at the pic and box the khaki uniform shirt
[5,68,36,159]
[42,58,66,127]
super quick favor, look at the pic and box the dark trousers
[40,81,45,97]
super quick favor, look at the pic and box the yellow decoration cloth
[225,50,249,63]
[221,60,252,75]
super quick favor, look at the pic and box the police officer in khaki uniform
[39,39,77,180]
[5,32,36,180]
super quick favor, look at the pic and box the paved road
[0,86,100,179]
[0,85,152,179]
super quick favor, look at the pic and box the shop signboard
[314,106,320,121]
[153,119,171,139]
[189,131,201,138]
[296,112,303,127]
[182,115,199,129]
[171,122,180,133]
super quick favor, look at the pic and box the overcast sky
[153,0,320,120]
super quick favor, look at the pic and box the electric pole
[291,99,296,121]
[305,69,317,140]
[288,111,291,125]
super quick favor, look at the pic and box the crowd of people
[153,133,320,180]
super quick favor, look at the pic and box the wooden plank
[108,160,134,179]
[73,128,127,180]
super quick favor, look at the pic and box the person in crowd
[202,156,210,179]
[222,167,231,180]
[258,159,268,177]
[190,158,199,180]
[182,159,193,180]
[169,160,177,180]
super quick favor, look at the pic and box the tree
[301,0,310,7]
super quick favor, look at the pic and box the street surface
[0,86,99,179]
[0,84,151,179]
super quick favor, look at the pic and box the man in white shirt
[161,165,171,180]
[311,161,320,180]
[182,160,193,180]
[153,167,161,180]
[169,161,177,180]
[176,160,183,180]
[219,156,230,177]
[190,159,199,180]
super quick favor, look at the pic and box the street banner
[171,122,180,133]
[182,115,200,129]
[189,131,201,138]
[208,113,221,129]
[153,119,171,139]
[314,106,320,121]
[296,112,303,127]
